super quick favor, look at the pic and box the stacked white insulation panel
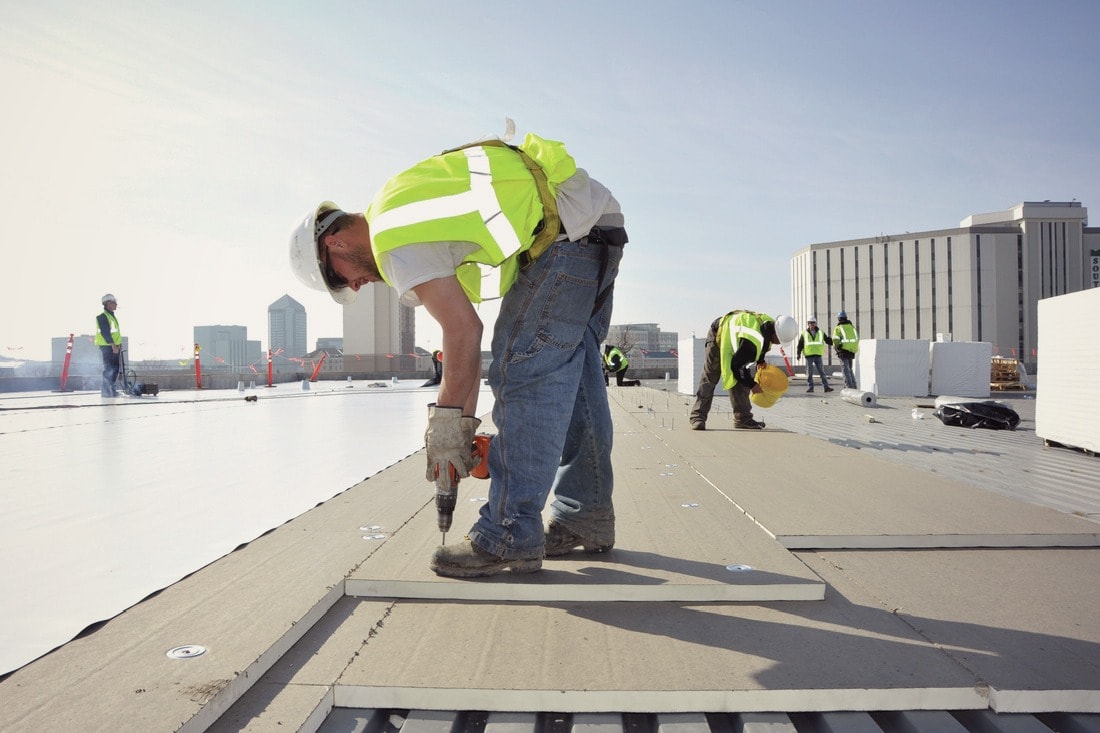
[678,336,725,396]
[1036,288,1100,453]
[929,341,993,397]
[856,339,931,397]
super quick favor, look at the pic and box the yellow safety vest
[366,133,577,303]
[833,323,859,353]
[94,311,121,346]
[802,329,825,356]
[718,311,774,390]
[604,347,628,371]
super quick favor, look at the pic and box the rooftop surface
[1,382,1098,733]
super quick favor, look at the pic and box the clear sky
[3,0,1098,363]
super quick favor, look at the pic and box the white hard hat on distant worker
[101,294,117,304]
[807,315,817,323]
[773,315,799,344]
[289,201,358,305]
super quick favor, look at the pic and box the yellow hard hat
[751,364,789,409]
[750,390,781,408]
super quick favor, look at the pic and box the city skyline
[4,1,1098,362]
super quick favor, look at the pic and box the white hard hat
[288,201,358,305]
[807,315,817,323]
[101,293,117,304]
[774,315,799,344]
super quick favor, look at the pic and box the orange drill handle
[470,434,492,479]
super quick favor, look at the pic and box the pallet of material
[990,381,1026,391]
[990,357,1021,387]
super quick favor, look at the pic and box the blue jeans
[805,355,829,390]
[100,345,120,397]
[840,354,857,388]
[468,234,622,560]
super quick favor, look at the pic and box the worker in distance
[290,124,626,578]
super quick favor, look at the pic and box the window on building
[930,238,937,336]
[975,235,982,342]
[1017,234,1025,360]
[947,236,954,335]
[854,245,860,326]
[898,241,905,339]
[913,240,920,339]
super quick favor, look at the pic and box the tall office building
[791,201,1098,372]
[342,285,416,373]
[268,295,307,364]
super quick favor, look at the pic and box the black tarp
[933,401,1020,430]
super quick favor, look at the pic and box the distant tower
[343,285,416,372]
[268,294,307,364]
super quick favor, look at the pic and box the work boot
[430,539,542,578]
[806,387,814,393]
[544,522,614,557]
[690,420,706,431]
[734,420,766,430]
[824,387,834,393]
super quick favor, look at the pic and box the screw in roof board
[362,534,386,541]
[166,645,207,659]
[725,564,754,573]
[470,496,488,502]
[681,503,700,508]
[359,525,383,532]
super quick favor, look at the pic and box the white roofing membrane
[0,380,488,675]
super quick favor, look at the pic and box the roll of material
[841,388,877,407]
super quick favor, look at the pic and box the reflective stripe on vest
[605,347,627,370]
[370,147,525,262]
[718,311,773,390]
[802,329,825,356]
[833,323,859,352]
[367,133,576,303]
[94,311,121,346]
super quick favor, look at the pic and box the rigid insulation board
[1037,288,1100,453]
[856,339,931,397]
[678,336,723,396]
[929,341,993,397]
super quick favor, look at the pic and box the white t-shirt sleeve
[377,241,480,307]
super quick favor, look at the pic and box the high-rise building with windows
[791,201,1098,372]
[268,295,307,366]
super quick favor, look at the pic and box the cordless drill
[435,434,491,544]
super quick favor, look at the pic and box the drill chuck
[435,486,456,534]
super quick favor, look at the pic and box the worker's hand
[751,384,764,395]
[460,416,482,462]
[425,404,472,490]
[112,346,120,353]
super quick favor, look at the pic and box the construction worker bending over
[796,316,834,393]
[95,294,122,398]
[832,310,859,389]
[603,344,639,386]
[290,129,625,578]
[689,311,799,430]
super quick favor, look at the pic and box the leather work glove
[425,404,474,490]
[461,416,482,456]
